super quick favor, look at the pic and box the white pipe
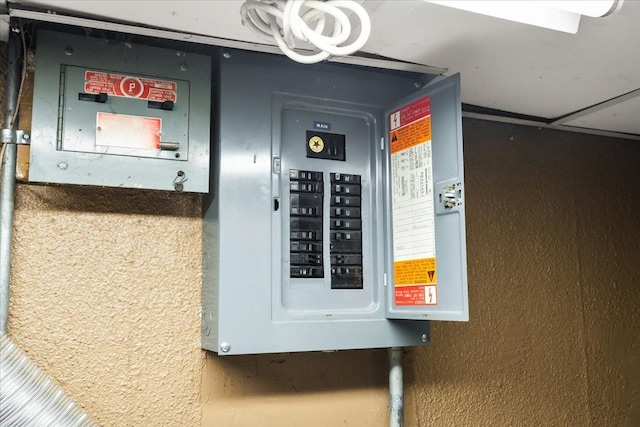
[389,347,404,427]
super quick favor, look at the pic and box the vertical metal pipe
[389,347,404,427]
[0,26,21,334]
[0,26,97,427]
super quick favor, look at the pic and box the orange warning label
[390,116,432,154]
[394,257,437,285]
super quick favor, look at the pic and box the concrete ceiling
[9,0,640,137]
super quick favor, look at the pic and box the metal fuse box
[30,30,211,192]
[202,49,468,355]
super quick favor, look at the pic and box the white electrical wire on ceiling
[240,0,371,64]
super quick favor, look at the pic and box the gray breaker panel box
[203,49,467,355]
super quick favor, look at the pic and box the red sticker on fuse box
[84,70,177,102]
[96,112,161,150]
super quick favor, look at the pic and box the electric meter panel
[202,49,468,356]
[30,30,211,192]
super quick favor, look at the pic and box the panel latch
[438,182,464,210]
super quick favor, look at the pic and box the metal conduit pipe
[0,27,19,336]
[0,26,96,427]
[389,347,404,427]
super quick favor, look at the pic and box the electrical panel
[30,30,211,192]
[202,49,468,355]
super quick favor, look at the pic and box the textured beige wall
[406,120,640,426]
[6,103,639,426]
[8,185,203,426]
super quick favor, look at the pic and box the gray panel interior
[274,98,378,318]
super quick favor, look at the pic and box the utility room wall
[405,119,640,426]
[199,119,640,426]
[3,36,638,425]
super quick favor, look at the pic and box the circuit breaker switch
[332,195,361,206]
[331,173,361,184]
[291,231,320,240]
[290,169,323,181]
[291,266,323,278]
[290,181,323,193]
[331,219,361,229]
[332,231,362,241]
[332,184,361,195]
[331,207,361,218]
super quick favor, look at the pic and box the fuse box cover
[30,30,211,192]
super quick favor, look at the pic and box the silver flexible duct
[0,334,95,426]
[0,26,96,427]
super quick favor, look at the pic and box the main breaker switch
[306,131,346,161]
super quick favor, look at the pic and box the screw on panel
[57,161,68,170]
[220,342,231,353]
[177,52,186,57]
[180,63,188,71]
[421,334,428,343]
[222,52,231,59]
[64,46,73,55]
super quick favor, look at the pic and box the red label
[96,112,161,150]
[395,284,437,306]
[84,71,177,102]
[390,96,430,130]
[395,285,425,306]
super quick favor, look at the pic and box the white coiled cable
[240,0,372,64]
